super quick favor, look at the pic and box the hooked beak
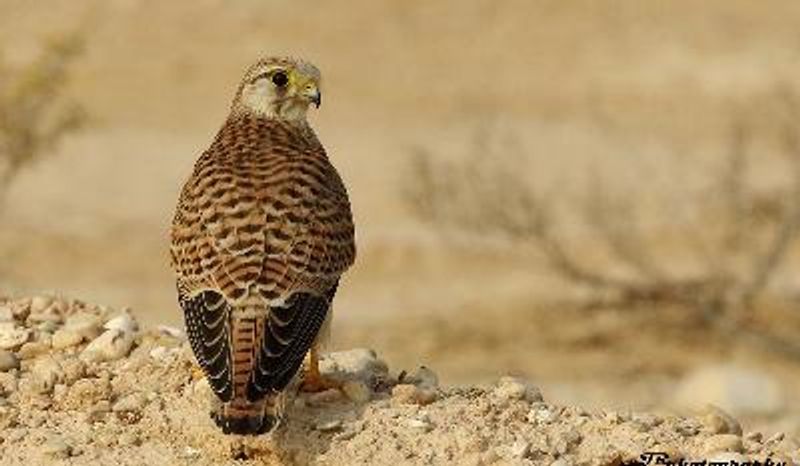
[304,83,322,109]
[310,89,321,108]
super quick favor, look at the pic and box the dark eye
[271,71,288,87]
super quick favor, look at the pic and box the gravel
[0,294,797,466]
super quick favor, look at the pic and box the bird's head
[232,56,322,121]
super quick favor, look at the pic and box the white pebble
[113,392,146,412]
[156,325,185,339]
[341,380,371,403]
[104,312,138,333]
[0,323,30,350]
[316,420,342,432]
[494,376,543,403]
[80,329,135,363]
[51,328,85,350]
[42,436,71,458]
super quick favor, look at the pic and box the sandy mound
[0,295,796,466]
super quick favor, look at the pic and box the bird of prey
[169,57,356,435]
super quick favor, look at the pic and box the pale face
[235,59,322,121]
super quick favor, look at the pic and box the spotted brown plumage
[169,57,355,435]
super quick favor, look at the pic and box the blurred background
[2,0,800,437]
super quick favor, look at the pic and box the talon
[300,346,340,392]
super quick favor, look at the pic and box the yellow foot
[300,371,341,393]
[191,365,206,381]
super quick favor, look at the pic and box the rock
[29,296,52,314]
[30,356,64,393]
[319,348,388,383]
[766,432,785,444]
[80,329,135,362]
[674,365,783,416]
[528,404,559,424]
[701,405,742,435]
[407,417,433,433]
[0,306,13,323]
[342,380,371,403]
[745,431,763,443]
[7,428,27,443]
[0,323,29,350]
[87,400,111,422]
[392,383,438,405]
[316,420,342,432]
[51,328,85,350]
[117,433,139,446]
[63,313,102,342]
[104,312,138,333]
[42,436,71,458]
[180,447,201,459]
[156,325,184,339]
[149,346,178,362]
[17,341,50,359]
[113,392,146,412]
[703,434,744,454]
[306,388,343,406]
[0,350,19,372]
[494,376,543,403]
[507,440,530,459]
[406,366,439,388]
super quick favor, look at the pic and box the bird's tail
[211,394,281,435]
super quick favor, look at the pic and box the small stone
[149,346,178,362]
[42,436,71,458]
[704,434,744,454]
[64,313,102,341]
[391,383,436,405]
[0,323,29,350]
[36,321,59,333]
[745,432,763,443]
[316,420,342,432]
[156,325,184,339]
[407,366,439,388]
[104,312,138,333]
[113,392,146,412]
[17,341,50,359]
[306,388,343,406]
[31,356,64,393]
[117,433,139,446]
[0,350,19,372]
[319,348,389,383]
[528,405,559,424]
[7,428,27,443]
[766,432,785,444]
[494,376,543,403]
[702,405,742,435]
[342,380,371,403]
[29,296,52,314]
[180,446,201,459]
[51,328,85,350]
[87,400,111,422]
[407,418,432,432]
[80,329,135,362]
[507,440,530,459]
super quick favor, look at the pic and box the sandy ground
[2,295,799,466]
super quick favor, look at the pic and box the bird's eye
[271,71,289,87]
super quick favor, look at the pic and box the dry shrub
[405,91,800,357]
[0,31,86,203]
